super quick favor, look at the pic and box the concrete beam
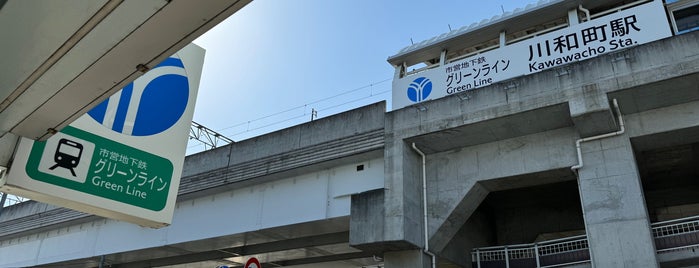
[625,100,699,142]
[179,102,386,200]
[656,249,699,267]
[407,103,574,154]
[569,84,617,137]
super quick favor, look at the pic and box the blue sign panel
[88,57,189,136]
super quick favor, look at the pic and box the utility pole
[310,108,318,121]
[0,193,6,217]
[189,121,234,150]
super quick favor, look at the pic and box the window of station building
[666,0,699,34]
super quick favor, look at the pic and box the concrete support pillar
[350,136,424,250]
[384,250,431,268]
[382,141,424,246]
[577,135,658,267]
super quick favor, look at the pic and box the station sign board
[392,0,672,109]
[0,44,205,228]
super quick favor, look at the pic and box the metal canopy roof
[0,0,251,141]
[387,0,631,67]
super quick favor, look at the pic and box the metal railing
[652,215,699,253]
[471,235,590,268]
[469,215,699,268]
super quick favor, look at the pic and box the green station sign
[26,126,173,211]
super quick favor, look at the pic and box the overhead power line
[216,77,392,133]
[188,77,392,153]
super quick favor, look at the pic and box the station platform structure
[2,0,699,267]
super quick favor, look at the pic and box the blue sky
[189,0,528,152]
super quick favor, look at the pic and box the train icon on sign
[37,132,95,183]
[48,139,83,177]
[87,57,190,136]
